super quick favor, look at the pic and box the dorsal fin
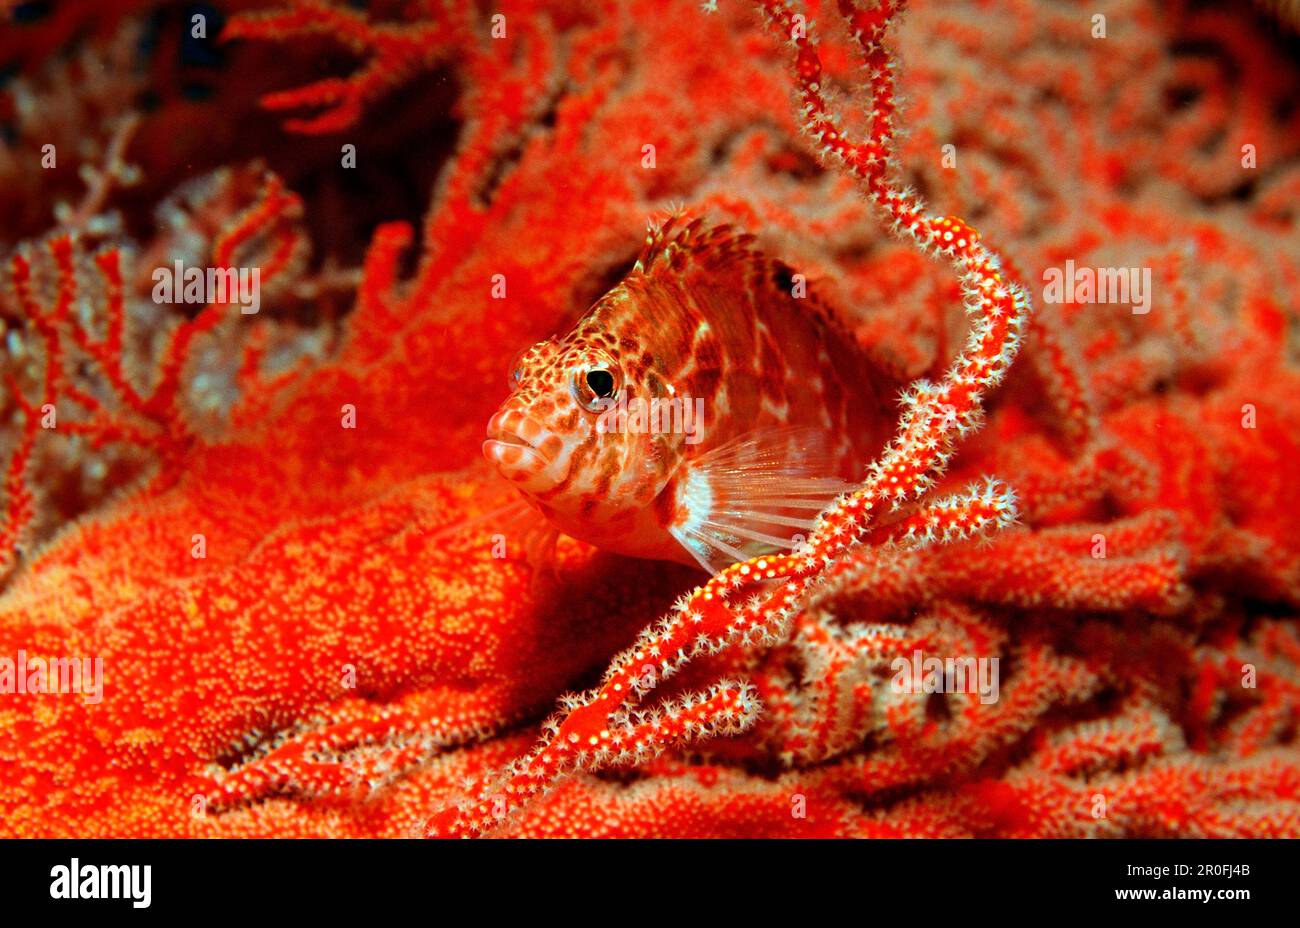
[634,214,872,355]
[635,214,763,276]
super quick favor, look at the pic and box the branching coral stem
[0,175,302,571]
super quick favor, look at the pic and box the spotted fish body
[484,217,897,573]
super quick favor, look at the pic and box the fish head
[484,331,679,511]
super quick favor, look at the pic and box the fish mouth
[486,428,535,451]
[483,411,562,491]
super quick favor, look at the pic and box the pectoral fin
[667,427,855,574]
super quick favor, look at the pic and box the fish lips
[483,412,565,493]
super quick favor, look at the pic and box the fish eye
[571,362,621,412]
[586,369,615,398]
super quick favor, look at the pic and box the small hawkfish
[483,216,897,573]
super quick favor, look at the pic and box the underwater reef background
[1,0,1299,837]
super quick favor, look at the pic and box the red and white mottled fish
[483,216,897,573]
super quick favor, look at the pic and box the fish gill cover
[0,0,1297,838]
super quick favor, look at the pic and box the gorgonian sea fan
[0,0,1297,838]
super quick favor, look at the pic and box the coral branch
[221,0,471,134]
[0,172,304,574]
[148,174,302,425]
